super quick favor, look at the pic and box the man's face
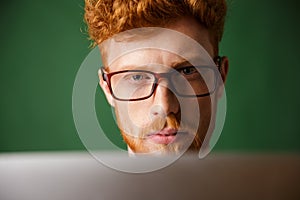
[99,16,228,155]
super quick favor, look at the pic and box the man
[84,0,229,156]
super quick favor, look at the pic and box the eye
[180,66,197,75]
[129,73,153,82]
[132,74,143,81]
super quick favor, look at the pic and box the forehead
[100,27,215,71]
[109,49,196,71]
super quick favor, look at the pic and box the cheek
[117,101,153,128]
[199,97,212,113]
[129,102,153,127]
[197,95,220,137]
[179,98,202,122]
[180,97,213,126]
[198,97,214,125]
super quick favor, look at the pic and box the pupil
[183,67,193,74]
[133,75,142,80]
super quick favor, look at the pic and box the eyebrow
[171,60,193,69]
[114,64,147,71]
[112,59,194,71]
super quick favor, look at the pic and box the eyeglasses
[101,56,222,101]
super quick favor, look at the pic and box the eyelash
[178,66,196,75]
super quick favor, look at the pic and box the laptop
[0,151,299,200]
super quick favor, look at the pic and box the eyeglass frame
[101,56,222,101]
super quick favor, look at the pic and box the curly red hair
[84,0,227,48]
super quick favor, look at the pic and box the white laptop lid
[0,152,299,200]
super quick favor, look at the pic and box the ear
[98,69,115,107]
[216,56,229,99]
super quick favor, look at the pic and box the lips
[147,128,178,145]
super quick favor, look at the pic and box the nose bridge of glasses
[153,72,181,100]
[154,72,174,88]
[152,73,180,114]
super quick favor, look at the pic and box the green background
[1,0,299,152]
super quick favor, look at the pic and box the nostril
[152,112,158,115]
[150,105,166,117]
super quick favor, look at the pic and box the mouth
[146,128,185,145]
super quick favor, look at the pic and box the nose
[151,80,180,117]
